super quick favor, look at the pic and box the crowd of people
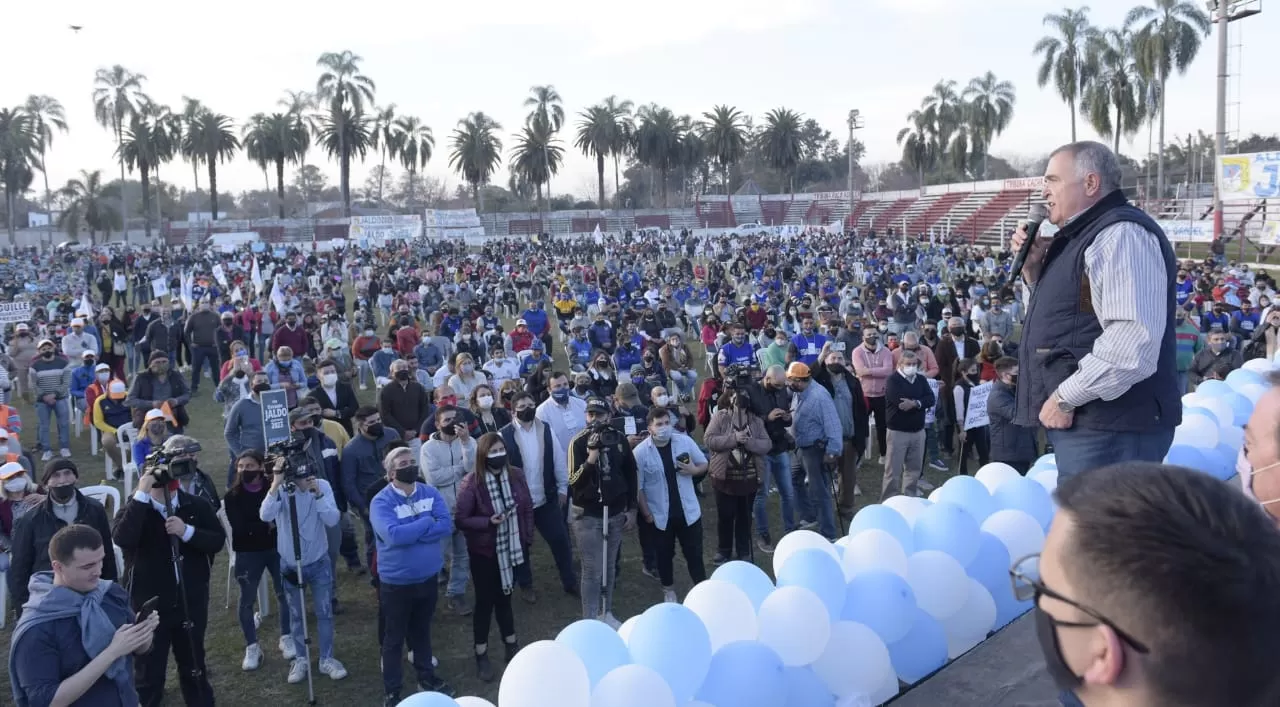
[0,171,1275,705]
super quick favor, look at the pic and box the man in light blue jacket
[633,407,708,604]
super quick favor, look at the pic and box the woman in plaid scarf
[455,432,534,683]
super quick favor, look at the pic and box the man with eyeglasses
[1011,461,1280,707]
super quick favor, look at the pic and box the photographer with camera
[288,407,353,612]
[112,435,223,707]
[747,364,797,553]
[567,397,638,627]
[258,430,349,686]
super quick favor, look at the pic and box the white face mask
[655,394,671,407]
[901,366,918,378]
[3,477,28,493]
[321,373,338,387]
[97,372,109,383]
[477,395,494,410]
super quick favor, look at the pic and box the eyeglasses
[1009,553,1149,654]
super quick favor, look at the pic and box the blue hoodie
[370,481,452,585]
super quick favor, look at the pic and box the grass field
[0,318,963,705]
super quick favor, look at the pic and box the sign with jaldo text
[260,389,292,448]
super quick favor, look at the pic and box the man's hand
[489,512,505,526]
[958,431,967,445]
[735,429,751,444]
[166,399,177,408]
[824,453,840,466]
[107,619,157,660]
[133,612,160,654]
[152,400,163,409]
[402,429,414,441]
[897,399,915,411]
[623,509,637,531]
[41,393,55,406]
[163,516,188,537]
[296,476,318,494]
[1010,223,1054,284]
[136,471,156,494]
[558,493,567,509]
[323,408,337,418]
[1039,393,1075,430]
[586,448,600,465]
[768,409,786,421]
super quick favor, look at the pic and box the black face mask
[515,408,536,423]
[394,465,420,484]
[950,327,966,337]
[366,422,385,438]
[395,370,411,382]
[252,383,271,393]
[1034,606,1084,692]
[49,484,76,504]
[485,454,507,471]
[828,363,845,374]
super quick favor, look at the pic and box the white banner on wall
[424,209,482,229]
[1158,220,1215,243]
[1260,221,1280,246]
[349,214,422,240]
[1218,152,1280,202]
[0,302,31,324]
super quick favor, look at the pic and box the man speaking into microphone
[1012,141,1180,480]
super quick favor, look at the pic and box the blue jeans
[235,549,290,646]
[189,345,220,391]
[1176,371,1190,395]
[36,398,70,452]
[514,501,577,593]
[380,578,439,695]
[1046,426,1176,481]
[443,529,470,598]
[754,451,797,538]
[799,445,839,539]
[282,557,335,660]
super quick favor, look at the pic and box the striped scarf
[484,469,524,595]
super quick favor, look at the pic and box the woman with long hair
[96,307,130,381]
[221,449,291,670]
[469,384,511,437]
[952,358,991,476]
[454,433,534,682]
[449,352,489,401]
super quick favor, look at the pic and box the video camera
[585,421,623,450]
[723,363,754,390]
[265,434,317,485]
[142,436,203,485]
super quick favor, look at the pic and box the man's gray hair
[902,331,919,346]
[1052,141,1122,193]
[899,350,919,365]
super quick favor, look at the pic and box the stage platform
[890,613,1060,706]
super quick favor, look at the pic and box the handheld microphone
[1011,203,1050,282]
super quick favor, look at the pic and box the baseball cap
[516,318,528,326]
[0,428,9,441]
[95,363,110,372]
[108,380,127,399]
[81,351,96,360]
[786,362,811,379]
[37,338,54,348]
[144,409,166,422]
[15,323,28,332]
[585,397,610,415]
[71,318,84,327]
[0,461,25,480]
[530,339,544,350]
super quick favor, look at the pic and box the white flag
[181,271,194,311]
[151,278,170,299]
[212,263,228,288]
[251,257,264,295]
[231,286,243,303]
[269,276,287,315]
[75,296,93,320]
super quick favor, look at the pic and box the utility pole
[847,109,863,231]
[1213,0,1229,244]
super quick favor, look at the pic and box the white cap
[71,318,84,327]
[108,380,127,396]
[15,323,28,331]
[95,363,110,372]
[0,462,25,480]
[81,350,95,359]
[144,409,166,422]
[37,338,54,348]
[0,428,9,440]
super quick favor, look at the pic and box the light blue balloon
[1226,392,1254,427]
[627,603,713,704]
[395,693,459,707]
[965,532,1013,598]
[695,641,788,707]
[991,477,1055,531]
[912,501,981,566]
[1195,380,1231,398]
[777,548,847,619]
[849,504,914,554]
[886,609,949,684]
[1033,454,1056,468]
[932,475,998,524]
[712,560,776,611]
[555,619,632,687]
[1183,406,1222,428]
[1207,443,1238,481]
[1164,444,1212,473]
[842,571,917,644]
[783,666,836,707]
[1226,368,1265,391]
[991,578,1034,628]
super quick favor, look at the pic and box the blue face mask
[551,388,569,402]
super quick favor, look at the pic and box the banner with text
[1218,152,1280,202]
[424,208,482,229]
[348,214,423,241]
[260,389,292,447]
[1159,220,1215,243]
[1260,221,1280,246]
[963,383,992,431]
[0,302,31,324]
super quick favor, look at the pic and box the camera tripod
[283,482,318,705]
[160,482,211,704]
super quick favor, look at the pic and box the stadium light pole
[847,109,863,230]
[1213,0,1229,244]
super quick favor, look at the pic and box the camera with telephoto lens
[586,421,623,450]
[723,363,753,390]
[143,436,203,485]
[265,434,316,485]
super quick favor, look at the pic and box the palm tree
[58,170,121,244]
[178,97,206,193]
[316,105,374,214]
[278,91,318,202]
[0,108,39,244]
[675,116,705,204]
[921,80,964,156]
[394,115,434,211]
[1034,6,1094,141]
[962,72,1017,178]
[897,109,936,187]
[244,113,310,218]
[22,95,68,242]
[1125,0,1211,197]
[185,111,239,218]
[243,114,273,191]
[602,95,634,208]
[634,105,680,207]
[316,50,377,217]
[758,108,804,193]
[1082,28,1146,158]
[118,116,175,240]
[371,105,400,204]
[574,105,615,208]
[524,85,565,200]
[92,65,148,231]
[700,105,748,195]
[510,121,564,220]
[448,112,504,211]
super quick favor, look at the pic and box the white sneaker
[602,613,622,630]
[59,448,72,458]
[279,635,297,661]
[319,657,348,680]
[287,658,309,684]
[40,451,52,462]
[662,588,678,604]
[242,643,263,671]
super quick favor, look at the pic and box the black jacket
[378,380,430,439]
[885,371,936,432]
[8,491,119,610]
[311,382,359,435]
[566,430,638,517]
[222,484,277,554]
[812,362,870,455]
[111,490,224,618]
[987,380,1038,463]
[747,382,793,455]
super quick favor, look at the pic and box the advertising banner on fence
[1261,221,1280,246]
[424,208,482,229]
[348,214,422,241]
[1218,152,1280,202]
[1158,220,1215,243]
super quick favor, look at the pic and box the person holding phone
[454,433,534,682]
[633,406,709,604]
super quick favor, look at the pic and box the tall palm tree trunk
[340,149,351,217]
[276,158,287,219]
[208,161,219,219]
[1156,75,1167,198]
[41,148,52,250]
[377,147,387,204]
[1069,97,1077,142]
[660,168,669,208]
[140,167,153,241]
[613,156,621,210]
[596,154,606,209]
[153,166,164,231]
[115,120,128,243]
[407,169,417,211]
[1114,105,1122,156]
[6,192,15,247]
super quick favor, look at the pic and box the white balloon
[974,463,1021,494]
[590,664,677,707]
[617,616,639,645]
[498,640,591,707]
[757,585,832,667]
[1199,397,1235,432]
[869,667,900,706]
[881,495,931,527]
[905,550,969,621]
[456,699,497,707]
[926,489,942,503]
[941,579,997,659]
[1238,383,1269,405]
[682,580,759,652]
[982,510,1046,564]
[1181,392,1206,408]
[1033,454,1056,468]
[1220,424,1244,451]
[811,621,894,699]
[774,529,841,577]
[1029,468,1059,493]
[1172,415,1220,449]
[1247,357,1277,373]
[838,528,908,580]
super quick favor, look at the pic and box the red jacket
[454,468,535,557]
[395,327,419,357]
[509,328,535,353]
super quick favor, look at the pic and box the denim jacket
[633,433,707,531]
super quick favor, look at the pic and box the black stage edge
[888,613,1060,706]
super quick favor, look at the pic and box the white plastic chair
[0,568,7,629]
[73,400,84,439]
[217,508,270,616]
[117,423,138,498]
[80,484,122,517]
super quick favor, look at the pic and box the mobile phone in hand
[677,452,692,464]
[135,596,160,623]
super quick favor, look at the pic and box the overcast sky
[4,0,1275,202]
